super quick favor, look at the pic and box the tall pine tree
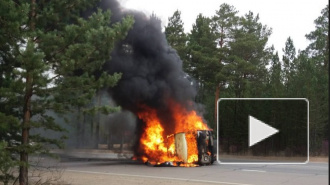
[187,14,219,128]
[282,37,297,95]
[221,11,272,98]
[187,14,218,88]
[212,3,239,125]
[0,1,134,184]
[165,10,188,70]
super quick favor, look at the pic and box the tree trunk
[120,131,124,152]
[82,114,86,146]
[20,73,33,185]
[94,92,102,149]
[76,107,83,148]
[214,85,220,127]
[20,1,36,184]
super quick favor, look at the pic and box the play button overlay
[217,98,309,164]
[249,115,279,147]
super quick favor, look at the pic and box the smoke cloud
[99,1,197,114]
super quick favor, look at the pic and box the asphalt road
[48,159,328,185]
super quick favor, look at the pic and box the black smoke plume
[97,0,203,158]
[99,1,198,116]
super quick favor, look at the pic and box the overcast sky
[118,0,328,57]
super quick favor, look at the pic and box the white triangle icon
[249,115,279,147]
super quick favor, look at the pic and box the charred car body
[151,130,216,166]
[196,130,216,165]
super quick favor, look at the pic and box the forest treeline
[164,3,328,156]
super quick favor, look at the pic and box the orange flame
[136,99,209,166]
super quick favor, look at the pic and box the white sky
[119,0,328,57]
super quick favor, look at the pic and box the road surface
[38,158,328,185]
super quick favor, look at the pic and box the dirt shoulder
[309,156,328,163]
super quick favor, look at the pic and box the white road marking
[241,169,266,173]
[271,164,328,169]
[66,169,253,185]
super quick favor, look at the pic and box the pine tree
[165,10,188,70]
[211,3,239,126]
[305,5,329,72]
[282,37,297,94]
[212,3,239,50]
[268,50,284,97]
[0,1,133,184]
[292,50,326,154]
[301,5,328,154]
[186,14,219,128]
[221,11,272,98]
[187,14,218,87]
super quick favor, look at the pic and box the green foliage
[221,11,272,98]
[165,10,188,69]
[211,3,239,86]
[267,50,285,97]
[0,0,134,183]
[0,113,20,146]
[0,141,17,185]
[305,5,329,70]
[212,3,238,50]
[188,14,219,87]
[294,5,328,154]
[282,37,297,90]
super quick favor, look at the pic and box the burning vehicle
[169,130,216,166]
[139,130,216,167]
[133,101,216,167]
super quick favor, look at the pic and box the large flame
[136,100,209,166]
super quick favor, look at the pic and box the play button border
[216,98,309,165]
